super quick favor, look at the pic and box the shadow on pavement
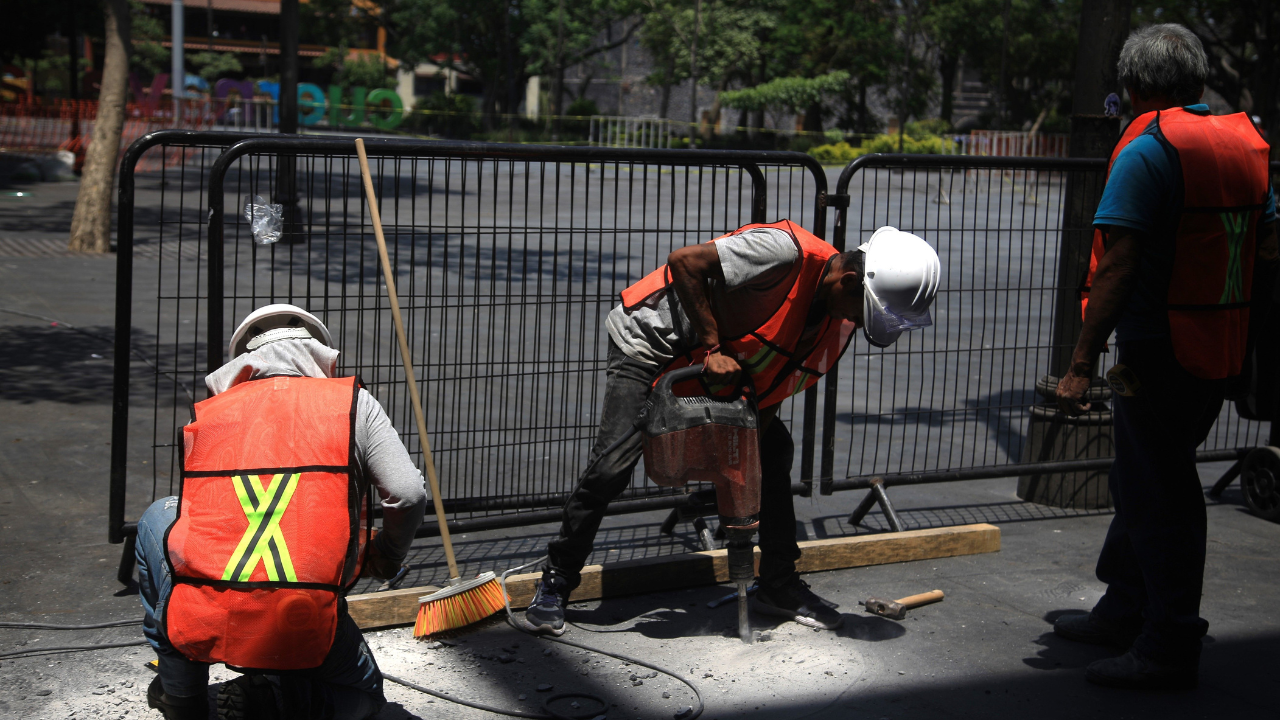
[0,323,116,404]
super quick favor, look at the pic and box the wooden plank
[347,523,999,629]
[347,584,439,630]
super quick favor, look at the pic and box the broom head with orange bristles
[413,572,508,638]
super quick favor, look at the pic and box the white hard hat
[228,304,333,359]
[857,227,941,348]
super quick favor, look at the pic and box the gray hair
[1117,24,1208,105]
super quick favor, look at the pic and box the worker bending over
[138,305,427,719]
[525,220,940,634]
[1055,24,1277,689]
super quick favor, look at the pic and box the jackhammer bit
[724,529,756,645]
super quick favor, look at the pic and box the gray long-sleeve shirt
[204,338,427,566]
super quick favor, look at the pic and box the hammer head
[863,596,906,620]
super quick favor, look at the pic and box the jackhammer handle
[897,589,944,608]
[653,364,705,396]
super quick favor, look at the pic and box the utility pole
[277,0,300,240]
[688,0,700,147]
[172,0,184,121]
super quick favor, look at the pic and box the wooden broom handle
[355,138,460,581]
[897,590,945,608]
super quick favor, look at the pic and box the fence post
[1017,115,1119,508]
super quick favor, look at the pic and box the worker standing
[524,220,941,635]
[1055,24,1278,689]
[137,305,428,719]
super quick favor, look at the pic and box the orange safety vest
[620,219,857,408]
[1081,107,1270,380]
[164,375,370,670]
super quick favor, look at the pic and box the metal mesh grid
[115,136,827,530]
[819,158,1271,486]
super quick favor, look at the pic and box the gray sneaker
[523,569,571,636]
[751,575,843,630]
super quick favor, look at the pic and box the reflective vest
[165,375,370,670]
[620,219,857,408]
[1082,107,1270,380]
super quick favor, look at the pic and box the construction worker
[525,220,941,635]
[136,305,428,719]
[1055,24,1278,689]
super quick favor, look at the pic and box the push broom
[355,139,506,637]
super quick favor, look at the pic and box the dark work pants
[546,339,802,590]
[1092,339,1223,667]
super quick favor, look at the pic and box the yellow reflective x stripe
[1220,212,1247,304]
[222,473,300,582]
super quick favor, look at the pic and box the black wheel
[1241,446,1280,523]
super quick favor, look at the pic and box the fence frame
[109,143,1275,552]
[110,130,297,545]
[109,133,832,544]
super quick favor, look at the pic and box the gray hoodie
[205,338,427,567]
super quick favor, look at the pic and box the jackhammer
[638,364,762,644]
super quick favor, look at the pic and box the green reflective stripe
[742,346,777,371]
[1219,212,1248,304]
[790,371,816,397]
[222,473,300,583]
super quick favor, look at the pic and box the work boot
[147,676,208,720]
[1085,649,1198,690]
[751,575,843,630]
[215,674,280,720]
[524,569,572,636]
[1053,611,1141,648]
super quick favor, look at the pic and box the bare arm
[667,244,742,383]
[1056,227,1143,415]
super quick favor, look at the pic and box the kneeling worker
[525,220,940,634]
[137,305,427,719]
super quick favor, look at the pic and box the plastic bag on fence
[243,194,283,245]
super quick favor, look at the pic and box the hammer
[861,589,944,620]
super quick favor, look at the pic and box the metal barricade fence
[109,134,830,545]
[814,154,1273,523]
[109,131,295,548]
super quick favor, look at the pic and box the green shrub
[808,131,956,164]
[906,118,953,136]
[808,141,861,165]
[565,98,600,117]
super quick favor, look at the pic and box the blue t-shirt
[1092,104,1276,341]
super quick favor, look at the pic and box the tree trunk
[69,0,130,254]
[939,50,959,123]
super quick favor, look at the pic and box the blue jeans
[137,497,386,719]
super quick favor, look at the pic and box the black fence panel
[110,135,829,541]
[817,154,1273,495]
[111,130,293,544]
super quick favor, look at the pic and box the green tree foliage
[313,48,395,89]
[189,52,243,83]
[521,0,643,118]
[387,0,530,126]
[130,0,169,78]
[721,71,849,112]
